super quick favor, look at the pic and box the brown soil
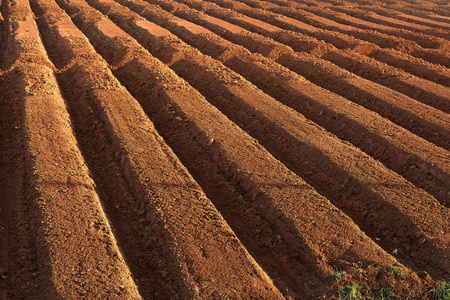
[1,0,449,298]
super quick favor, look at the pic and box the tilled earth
[0,0,449,298]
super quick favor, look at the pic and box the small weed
[431,280,450,300]
[327,272,343,283]
[378,286,393,300]
[190,291,199,299]
[218,292,229,300]
[389,267,406,279]
[338,282,362,300]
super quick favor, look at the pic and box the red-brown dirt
[0,0,448,298]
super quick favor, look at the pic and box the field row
[0,0,449,298]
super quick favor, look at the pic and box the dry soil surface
[0,0,449,298]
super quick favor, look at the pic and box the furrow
[49,4,319,298]
[279,51,450,147]
[245,0,450,49]
[254,0,450,67]
[340,5,450,40]
[53,0,332,298]
[0,3,30,298]
[170,0,377,54]
[1,0,141,298]
[305,5,450,49]
[54,0,429,297]
[0,2,9,298]
[0,68,40,300]
[31,0,285,299]
[245,0,450,50]
[157,0,299,59]
[388,5,450,24]
[154,0,450,117]
[366,49,450,88]
[419,4,450,16]
[183,0,450,88]
[29,2,167,298]
[359,3,450,19]
[88,0,450,281]
[417,11,450,24]
[254,5,450,72]
[134,0,450,151]
[192,0,450,79]
[318,49,450,116]
[366,6,450,31]
[0,71,17,300]
[116,0,450,204]
[2,0,448,297]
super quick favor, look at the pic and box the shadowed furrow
[30,0,285,298]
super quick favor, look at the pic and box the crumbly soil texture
[0,0,449,298]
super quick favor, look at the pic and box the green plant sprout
[431,280,450,300]
[389,267,406,280]
[378,286,393,300]
[327,272,344,283]
[339,282,362,300]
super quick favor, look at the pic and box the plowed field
[0,0,449,298]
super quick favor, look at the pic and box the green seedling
[431,280,450,300]
[378,286,393,300]
[327,272,343,283]
[339,282,362,300]
[389,267,406,279]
